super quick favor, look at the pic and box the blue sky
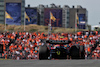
[26,0,100,26]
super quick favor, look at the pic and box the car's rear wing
[46,40,71,44]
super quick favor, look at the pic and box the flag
[5,11,13,19]
[25,12,30,22]
[50,12,56,22]
[75,13,79,28]
[76,13,79,24]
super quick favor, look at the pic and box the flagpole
[48,12,51,39]
[24,11,25,31]
[49,12,51,35]
[5,11,6,31]
[75,12,77,32]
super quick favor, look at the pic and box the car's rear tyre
[69,45,80,59]
[69,45,85,59]
[39,45,49,60]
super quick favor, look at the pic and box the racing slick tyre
[39,45,49,60]
[69,45,80,59]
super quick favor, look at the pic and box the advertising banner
[44,8,62,27]
[79,14,86,25]
[78,14,86,29]
[6,3,21,25]
[25,8,37,25]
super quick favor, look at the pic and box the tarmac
[0,59,100,67]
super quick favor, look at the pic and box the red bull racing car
[39,40,85,60]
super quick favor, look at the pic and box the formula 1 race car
[39,40,85,60]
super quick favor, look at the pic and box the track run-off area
[0,59,100,67]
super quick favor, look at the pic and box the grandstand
[0,31,100,60]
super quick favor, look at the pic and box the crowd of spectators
[0,31,100,60]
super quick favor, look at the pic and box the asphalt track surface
[0,59,100,67]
